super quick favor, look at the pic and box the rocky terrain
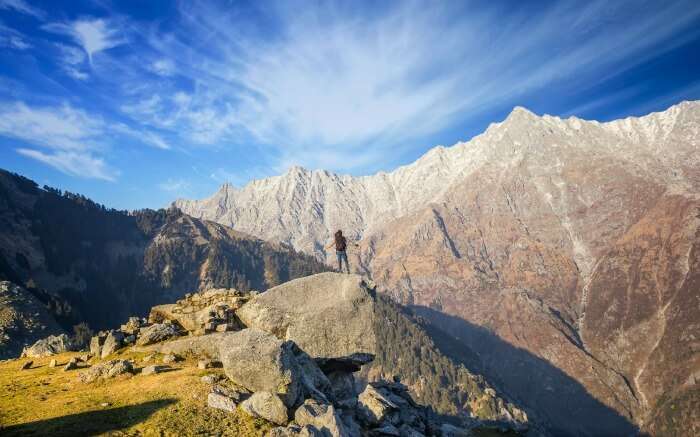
[0,169,326,353]
[176,101,700,435]
[1,272,531,436]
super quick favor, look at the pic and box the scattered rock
[20,360,32,370]
[357,384,398,425]
[219,328,302,407]
[79,359,134,383]
[268,425,323,437]
[49,359,57,368]
[294,399,348,437]
[136,332,234,359]
[162,353,179,364]
[101,331,125,359]
[240,391,288,426]
[120,316,143,335]
[212,384,249,402]
[142,365,169,376]
[149,288,249,332]
[80,353,92,362]
[374,423,401,436]
[21,334,75,358]
[136,323,179,346]
[236,273,377,358]
[439,423,471,437]
[198,358,221,369]
[90,333,107,357]
[207,391,237,413]
[201,374,220,384]
[63,360,78,371]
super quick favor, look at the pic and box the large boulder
[90,333,106,357]
[240,391,289,425]
[219,328,303,407]
[236,273,376,358]
[136,332,234,359]
[101,330,125,359]
[294,399,349,437]
[79,359,134,383]
[20,334,74,358]
[136,322,179,346]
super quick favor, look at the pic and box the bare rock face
[177,102,700,434]
[101,330,125,359]
[236,273,377,358]
[136,332,236,359]
[0,281,65,359]
[136,323,179,346]
[219,328,303,407]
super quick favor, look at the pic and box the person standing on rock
[324,230,357,274]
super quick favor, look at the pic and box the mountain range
[176,101,700,436]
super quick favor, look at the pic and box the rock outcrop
[237,273,377,358]
[20,333,75,358]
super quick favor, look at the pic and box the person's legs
[341,251,350,273]
[336,251,343,272]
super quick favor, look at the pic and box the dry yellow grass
[0,351,272,436]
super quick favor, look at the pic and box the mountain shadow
[412,305,641,437]
[0,398,177,436]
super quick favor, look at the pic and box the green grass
[0,351,272,436]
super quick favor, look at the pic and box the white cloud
[0,23,32,50]
[55,44,89,80]
[0,0,45,19]
[16,148,117,181]
[124,0,700,174]
[149,59,175,76]
[158,178,190,192]
[44,18,123,64]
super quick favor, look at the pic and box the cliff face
[175,101,700,435]
[0,170,327,341]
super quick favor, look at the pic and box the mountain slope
[175,100,700,435]
[0,169,327,346]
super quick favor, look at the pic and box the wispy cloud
[158,178,190,192]
[0,0,45,20]
[0,23,32,49]
[16,148,117,181]
[116,0,700,174]
[44,18,123,65]
[55,43,89,80]
[149,59,175,77]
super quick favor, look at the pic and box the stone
[79,359,134,383]
[212,384,248,402]
[101,331,125,359]
[327,371,357,407]
[207,391,237,413]
[90,333,106,357]
[290,344,333,402]
[215,323,229,332]
[136,323,179,346]
[357,384,398,425]
[80,353,92,362]
[63,360,78,371]
[124,335,136,345]
[201,374,220,384]
[219,328,302,407]
[135,332,235,359]
[399,424,426,437]
[240,391,288,426]
[236,273,376,358]
[267,425,324,437]
[198,358,222,369]
[294,399,348,437]
[121,316,143,335]
[21,334,74,358]
[20,360,32,370]
[48,359,57,368]
[162,353,179,363]
[142,365,169,375]
[148,289,249,332]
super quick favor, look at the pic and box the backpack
[336,235,347,251]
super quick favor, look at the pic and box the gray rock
[79,359,134,383]
[357,384,398,425]
[207,391,237,413]
[90,333,106,357]
[201,374,220,384]
[212,384,248,402]
[142,365,169,375]
[162,353,179,363]
[399,424,426,437]
[136,323,179,346]
[101,331,125,359]
[327,371,357,407]
[290,344,334,402]
[20,360,32,370]
[439,423,471,437]
[268,425,324,437]
[136,332,235,359]
[240,391,288,425]
[219,328,302,407]
[294,399,348,437]
[236,273,376,358]
[21,334,74,358]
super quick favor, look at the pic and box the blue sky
[1,0,699,210]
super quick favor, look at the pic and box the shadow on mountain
[412,305,641,437]
[0,398,177,437]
